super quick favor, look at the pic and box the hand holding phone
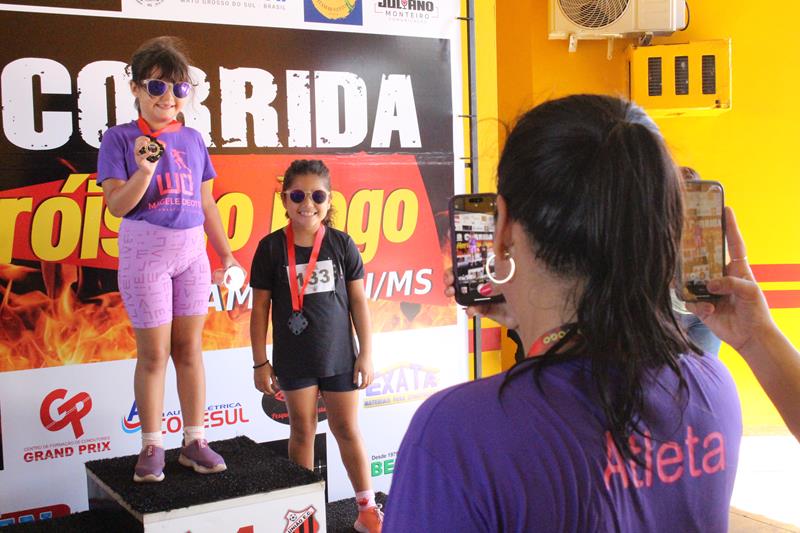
[449,194,506,306]
[677,180,726,301]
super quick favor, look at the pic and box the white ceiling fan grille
[558,0,630,29]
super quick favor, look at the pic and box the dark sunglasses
[285,189,328,204]
[141,79,192,99]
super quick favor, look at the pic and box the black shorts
[278,372,357,392]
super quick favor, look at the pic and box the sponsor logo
[23,389,110,463]
[283,505,320,533]
[374,0,438,21]
[122,400,250,434]
[370,450,397,478]
[0,0,121,9]
[0,505,70,527]
[304,0,362,25]
[364,362,439,407]
[262,391,327,425]
[40,389,92,439]
[135,0,164,6]
[177,0,285,8]
[0,401,4,471]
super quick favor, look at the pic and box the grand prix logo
[283,505,319,533]
[39,389,92,439]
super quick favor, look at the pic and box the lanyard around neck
[137,116,182,138]
[527,323,576,358]
[286,224,326,312]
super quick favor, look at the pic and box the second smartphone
[449,193,506,306]
[677,180,726,301]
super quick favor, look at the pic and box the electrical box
[628,39,732,117]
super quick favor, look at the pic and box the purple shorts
[118,218,210,329]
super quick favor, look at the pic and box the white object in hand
[222,266,246,291]
[213,265,246,291]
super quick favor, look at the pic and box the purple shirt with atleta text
[384,354,741,533]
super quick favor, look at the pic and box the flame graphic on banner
[0,266,454,372]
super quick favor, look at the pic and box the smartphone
[677,180,726,301]
[449,193,505,306]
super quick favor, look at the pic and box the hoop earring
[485,253,516,284]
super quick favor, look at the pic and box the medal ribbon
[527,323,577,358]
[286,224,326,312]
[136,116,182,138]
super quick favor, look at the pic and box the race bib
[287,259,335,295]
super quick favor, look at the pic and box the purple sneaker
[178,439,226,474]
[133,444,165,483]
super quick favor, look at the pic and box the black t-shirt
[250,226,365,378]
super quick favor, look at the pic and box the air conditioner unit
[550,0,686,41]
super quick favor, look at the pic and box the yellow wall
[489,1,796,434]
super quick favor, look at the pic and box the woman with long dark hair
[384,95,742,532]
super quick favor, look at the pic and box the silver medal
[287,311,308,335]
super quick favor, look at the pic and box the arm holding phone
[689,207,800,442]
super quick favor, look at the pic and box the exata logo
[122,401,249,434]
[39,389,92,439]
[0,504,70,527]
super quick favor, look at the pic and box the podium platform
[84,436,326,532]
[3,436,391,532]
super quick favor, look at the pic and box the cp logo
[39,389,92,439]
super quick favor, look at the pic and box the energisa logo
[374,0,438,21]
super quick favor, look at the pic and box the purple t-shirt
[384,354,741,532]
[96,121,215,229]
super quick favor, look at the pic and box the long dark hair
[282,159,335,227]
[499,94,691,459]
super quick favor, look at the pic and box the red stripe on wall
[763,290,800,309]
[468,327,502,352]
[751,264,800,283]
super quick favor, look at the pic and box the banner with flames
[0,0,467,520]
[0,8,459,373]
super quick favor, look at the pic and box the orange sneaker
[354,504,384,533]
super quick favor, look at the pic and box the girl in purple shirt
[97,36,239,482]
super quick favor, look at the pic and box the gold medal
[138,137,164,163]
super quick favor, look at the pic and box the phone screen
[450,194,503,306]
[679,180,725,301]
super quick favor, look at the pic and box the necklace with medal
[527,323,577,358]
[136,117,181,162]
[285,223,326,335]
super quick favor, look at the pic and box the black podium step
[87,436,326,532]
[86,436,320,514]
